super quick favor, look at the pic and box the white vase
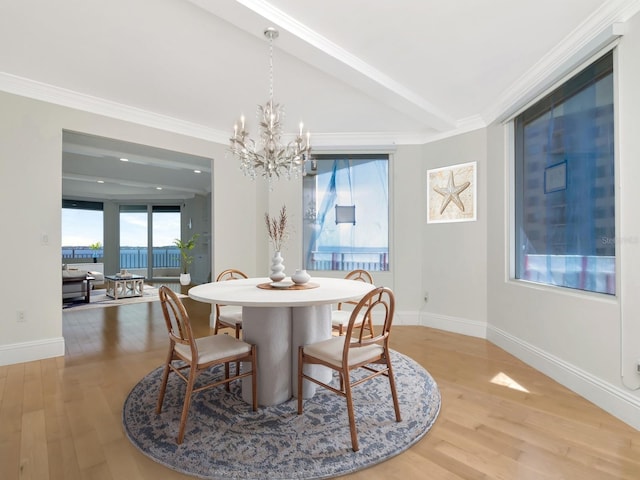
[291,269,311,285]
[180,273,191,285]
[269,251,286,282]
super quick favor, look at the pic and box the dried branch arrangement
[265,205,289,252]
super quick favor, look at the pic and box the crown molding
[486,0,640,124]
[0,72,231,144]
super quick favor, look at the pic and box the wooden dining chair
[331,269,375,337]
[156,286,257,444]
[298,286,401,452]
[213,269,249,338]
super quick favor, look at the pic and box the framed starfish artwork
[427,161,477,223]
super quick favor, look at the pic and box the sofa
[62,264,105,301]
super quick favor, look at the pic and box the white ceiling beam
[186,0,457,132]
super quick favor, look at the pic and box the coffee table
[105,274,145,300]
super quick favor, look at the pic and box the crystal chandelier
[229,27,311,183]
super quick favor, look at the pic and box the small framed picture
[427,161,477,223]
[544,161,567,193]
[335,205,356,225]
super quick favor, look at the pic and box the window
[61,199,104,261]
[302,154,389,271]
[514,51,615,294]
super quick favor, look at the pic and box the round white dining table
[188,276,375,406]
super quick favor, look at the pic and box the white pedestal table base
[241,304,332,406]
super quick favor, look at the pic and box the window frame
[512,50,616,295]
[302,153,390,273]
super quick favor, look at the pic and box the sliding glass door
[151,206,181,279]
[119,205,181,280]
[119,205,148,275]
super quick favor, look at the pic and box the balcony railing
[522,254,615,294]
[65,247,391,273]
[307,250,389,272]
[62,247,181,269]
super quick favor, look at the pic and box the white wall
[210,141,259,278]
[618,1,640,413]
[486,11,640,429]
[419,130,488,337]
[0,91,257,364]
[393,145,429,323]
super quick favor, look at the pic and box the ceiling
[2,0,638,199]
[62,131,212,201]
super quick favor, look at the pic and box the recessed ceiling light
[194,169,201,174]
[97,180,105,184]
[156,187,163,190]
[120,158,129,162]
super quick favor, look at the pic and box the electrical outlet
[424,292,429,302]
[636,359,640,374]
[17,311,26,323]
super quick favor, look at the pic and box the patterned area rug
[122,351,440,480]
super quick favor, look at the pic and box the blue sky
[62,210,180,247]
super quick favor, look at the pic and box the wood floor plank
[84,384,123,446]
[101,438,144,480]
[42,361,82,480]
[46,437,82,480]
[0,365,8,402]
[0,364,24,480]
[22,361,44,415]
[19,409,50,480]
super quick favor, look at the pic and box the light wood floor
[2,288,640,480]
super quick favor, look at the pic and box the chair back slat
[159,286,196,353]
[216,268,249,282]
[215,269,249,313]
[337,269,374,310]
[343,286,395,360]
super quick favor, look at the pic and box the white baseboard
[419,311,487,338]
[379,311,487,337]
[0,337,65,366]
[399,311,640,431]
[388,310,419,326]
[488,325,640,431]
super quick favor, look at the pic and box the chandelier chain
[268,34,274,102]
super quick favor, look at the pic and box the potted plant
[89,241,102,263]
[174,234,200,285]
